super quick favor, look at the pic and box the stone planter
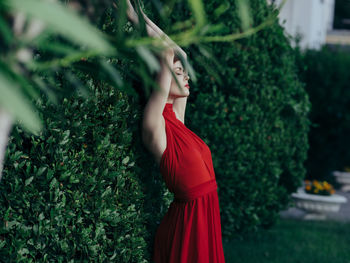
[333,171,350,192]
[291,187,347,220]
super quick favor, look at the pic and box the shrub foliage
[0,81,151,262]
[296,46,350,185]
[0,0,311,261]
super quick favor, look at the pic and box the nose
[184,74,189,81]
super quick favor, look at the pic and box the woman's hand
[123,0,186,63]
[160,47,175,66]
[125,0,139,24]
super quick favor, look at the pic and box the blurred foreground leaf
[6,0,114,54]
[0,71,42,135]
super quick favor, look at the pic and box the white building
[270,0,336,50]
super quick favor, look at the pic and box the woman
[126,1,226,262]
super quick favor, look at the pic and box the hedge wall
[0,0,311,261]
[0,1,172,261]
[296,46,350,185]
[0,80,161,262]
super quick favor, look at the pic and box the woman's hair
[173,53,180,63]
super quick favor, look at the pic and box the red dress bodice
[153,103,226,263]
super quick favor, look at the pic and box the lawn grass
[223,218,350,263]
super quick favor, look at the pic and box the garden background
[0,0,349,262]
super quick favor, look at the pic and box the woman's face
[169,60,190,98]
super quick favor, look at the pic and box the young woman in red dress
[126,1,226,262]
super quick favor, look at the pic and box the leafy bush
[0,80,159,262]
[296,46,350,185]
[0,0,312,261]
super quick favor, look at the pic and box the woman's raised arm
[128,1,189,122]
[126,0,187,60]
[124,0,176,164]
[137,6,187,60]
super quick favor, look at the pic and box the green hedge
[0,81,150,262]
[0,0,311,261]
[296,46,350,185]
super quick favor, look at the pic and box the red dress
[153,103,226,263]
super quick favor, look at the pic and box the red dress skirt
[153,103,226,263]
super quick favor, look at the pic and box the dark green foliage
[0,0,311,261]
[333,0,350,30]
[296,46,350,185]
[0,81,157,262]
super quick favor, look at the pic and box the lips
[185,84,190,89]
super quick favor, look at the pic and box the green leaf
[122,156,129,165]
[213,2,230,18]
[0,71,43,135]
[0,60,41,104]
[0,240,5,249]
[187,0,206,28]
[18,247,30,256]
[31,75,59,105]
[115,0,128,40]
[35,40,78,55]
[49,178,58,189]
[236,0,253,31]
[25,176,34,186]
[182,58,197,83]
[135,46,160,73]
[0,14,13,45]
[100,60,124,87]
[7,0,114,54]
[37,166,47,177]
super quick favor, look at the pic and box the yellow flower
[305,179,335,195]
[314,181,322,189]
[323,184,331,190]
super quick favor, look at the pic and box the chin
[172,91,189,98]
[178,93,189,98]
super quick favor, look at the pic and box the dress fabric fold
[153,103,226,263]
